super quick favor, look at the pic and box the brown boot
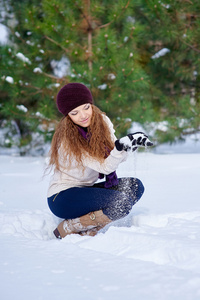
[53,210,111,239]
[79,225,106,237]
[79,227,102,237]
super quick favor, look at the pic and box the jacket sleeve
[82,147,128,175]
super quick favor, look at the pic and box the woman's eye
[85,105,90,110]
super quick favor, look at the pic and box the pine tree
[0,0,153,153]
[131,0,200,143]
[1,0,200,153]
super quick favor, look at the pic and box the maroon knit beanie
[56,83,93,116]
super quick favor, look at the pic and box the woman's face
[68,103,93,127]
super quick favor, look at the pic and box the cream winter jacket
[47,116,128,197]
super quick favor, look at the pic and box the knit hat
[56,83,93,116]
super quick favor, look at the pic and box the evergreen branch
[182,128,200,136]
[117,26,135,48]
[123,68,134,78]
[181,40,200,53]
[74,1,93,70]
[42,72,67,82]
[9,28,27,45]
[179,0,193,4]
[18,86,42,97]
[44,36,69,53]
[132,77,144,83]
[24,90,43,96]
[9,108,48,120]
[23,84,41,91]
[44,33,86,54]
[52,3,66,19]
[74,1,92,30]
[97,0,130,30]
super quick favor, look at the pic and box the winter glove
[115,132,153,152]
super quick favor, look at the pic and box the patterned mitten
[115,132,153,152]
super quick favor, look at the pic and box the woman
[47,82,153,239]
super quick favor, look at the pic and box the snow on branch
[33,67,42,74]
[0,23,9,45]
[5,76,14,84]
[151,48,170,59]
[16,105,28,113]
[16,52,31,64]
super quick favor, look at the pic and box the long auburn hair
[49,105,115,171]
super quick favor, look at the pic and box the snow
[33,67,43,73]
[16,104,28,113]
[16,52,31,64]
[5,75,14,84]
[151,48,170,59]
[1,142,200,300]
[50,56,71,78]
[130,121,200,154]
[107,73,116,80]
[15,31,20,37]
[0,23,9,45]
[98,83,107,90]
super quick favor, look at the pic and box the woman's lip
[81,118,89,123]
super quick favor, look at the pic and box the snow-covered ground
[1,143,200,300]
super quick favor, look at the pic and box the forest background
[0,0,200,156]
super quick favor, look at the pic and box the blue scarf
[78,126,118,188]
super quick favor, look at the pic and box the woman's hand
[115,132,153,152]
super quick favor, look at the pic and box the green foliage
[0,0,200,153]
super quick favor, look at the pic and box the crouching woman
[47,83,152,239]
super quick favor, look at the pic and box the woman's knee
[117,177,145,202]
[134,178,145,200]
[103,178,145,221]
[102,195,133,221]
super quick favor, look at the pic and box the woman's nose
[79,110,86,119]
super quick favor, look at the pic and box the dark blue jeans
[47,177,144,221]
